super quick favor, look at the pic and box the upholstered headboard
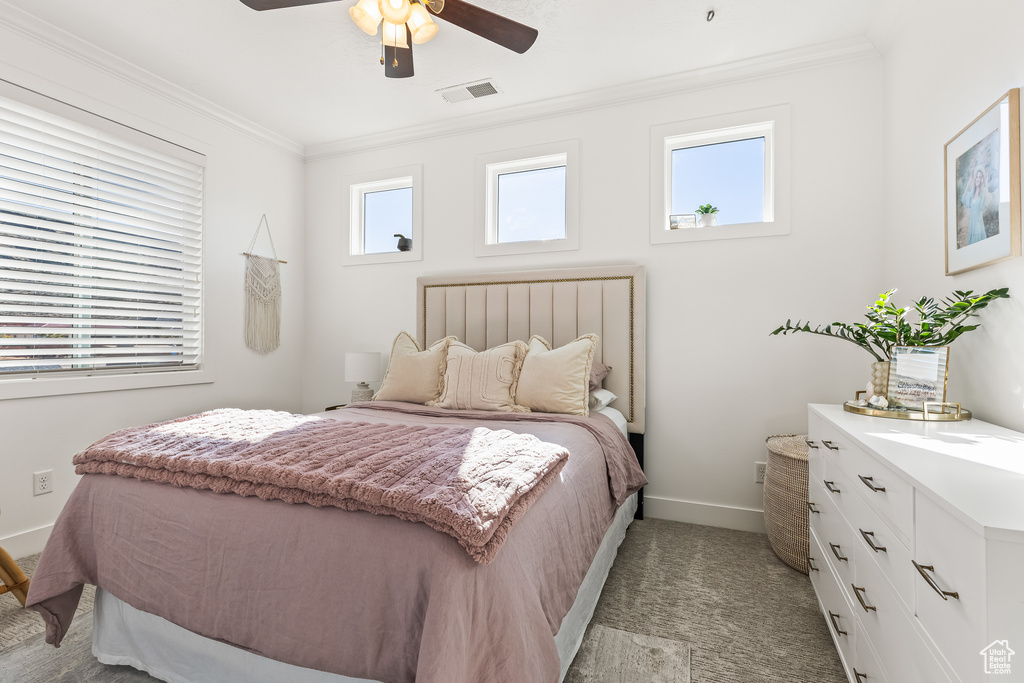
[416,265,646,434]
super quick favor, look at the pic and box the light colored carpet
[0,553,95,650]
[0,519,843,682]
[567,625,690,683]
[577,518,846,683]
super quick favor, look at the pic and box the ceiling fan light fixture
[382,20,410,48]
[407,3,438,44]
[349,0,383,35]
[378,0,412,24]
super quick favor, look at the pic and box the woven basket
[763,434,809,574]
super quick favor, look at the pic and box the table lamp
[345,351,382,403]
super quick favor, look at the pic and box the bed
[27,264,647,683]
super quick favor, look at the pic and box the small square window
[496,165,567,243]
[363,186,412,254]
[344,165,422,265]
[650,104,790,245]
[671,137,765,225]
[476,141,579,257]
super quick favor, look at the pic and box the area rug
[567,624,691,683]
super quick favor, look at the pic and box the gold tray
[843,401,972,422]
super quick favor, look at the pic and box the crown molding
[305,37,880,161]
[0,1,304,159]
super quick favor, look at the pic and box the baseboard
[0,524,53,560]
[644,496,767,534]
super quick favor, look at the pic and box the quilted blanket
[72,408,569,564]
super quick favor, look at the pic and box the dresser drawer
[853,637,887,683]
[842,478,913,611]
[810,480,855,596]
[855,541,952,683]
[915,492,986,681]
[810,527,857,671]
[834,440,913,547]
[807,413,825,483]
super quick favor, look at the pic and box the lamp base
[351,382,374,403]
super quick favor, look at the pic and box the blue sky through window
[497,166,566,243]
[671,137,765,225]
[363,186,412,254]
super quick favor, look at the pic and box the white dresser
[807,404,1024,683]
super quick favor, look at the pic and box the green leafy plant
[770,288,1010,361]
[696,204,718,215]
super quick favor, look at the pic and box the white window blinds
[0,93,204,378]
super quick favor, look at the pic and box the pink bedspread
[27,403,647,683]
[72,408,569,564]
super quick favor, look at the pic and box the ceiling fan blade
[428,0,538,54]
[239,0,339,10]
[384,26,415,78]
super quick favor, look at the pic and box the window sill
[650,219,789,244]
[0,368,214,401]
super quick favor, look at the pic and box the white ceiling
[0,0,890,148]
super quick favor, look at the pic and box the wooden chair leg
[0,545,30,606]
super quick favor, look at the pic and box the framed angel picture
[944,89,1021,275]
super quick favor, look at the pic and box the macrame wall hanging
[243,214,285,354]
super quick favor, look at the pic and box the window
[650,104,790,244]
[0,86,205,394]
[476,140,579,257]
[344,165,422,265]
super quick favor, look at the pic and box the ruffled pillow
[514,334,597,416]
[373,332,455,404]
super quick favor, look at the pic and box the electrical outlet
[33,470,53,496]
[755,462,767,484]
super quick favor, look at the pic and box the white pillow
[589,388,617,411]
[432,340,527,412]
[373,332,454,404]
[514,334,597,416]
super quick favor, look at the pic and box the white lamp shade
[381,20,410,48]
[379,0,412,24]
[407,3,438,44]
[345,352,382,383]
[349,0,383,35]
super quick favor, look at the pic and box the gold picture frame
[886,346,950,411]
[944,89,1021,275]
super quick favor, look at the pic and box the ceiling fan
[239,0,538,79]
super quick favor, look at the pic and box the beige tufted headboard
[417,264,646,434]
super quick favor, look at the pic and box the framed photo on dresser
[886,346,949,410]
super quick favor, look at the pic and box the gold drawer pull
[859,529,887,553]
[858,475,886,493]
[853,669,869,682]
[821,440,839,451]
[828,610,848,636]
[852,584,877,612]
[824,480,841,494]
[808,556,819,572]
[806,439,820,449]
[807,502,820,514]
[829,542,848,562]
[913,560,960,600]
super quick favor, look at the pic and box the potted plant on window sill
[770,287,1009,399]
[696,204,718,227]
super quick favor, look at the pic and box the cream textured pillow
[515,334,598,416]
[373,332,454,404]
[433,340,527,412]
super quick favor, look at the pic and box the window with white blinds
[0,92,204,379]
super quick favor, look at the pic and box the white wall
[0,21,306,558]
[303,54,886,531]
[882,0,1024,431]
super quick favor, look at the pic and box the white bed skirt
[92,492,638,683]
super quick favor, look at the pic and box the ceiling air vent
[438,79,500,104]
